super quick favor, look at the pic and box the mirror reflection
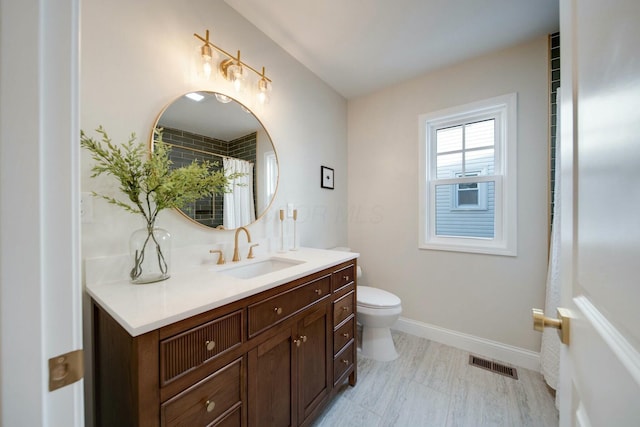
[153,91,278,230]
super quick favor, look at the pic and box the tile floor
[312,331,559,427]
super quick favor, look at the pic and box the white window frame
[418,93,517,256]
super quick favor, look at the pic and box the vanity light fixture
[194,29,273,103]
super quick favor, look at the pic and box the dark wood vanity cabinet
[92,260,357,427]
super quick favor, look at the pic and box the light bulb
[201,44,213,80]
[257,77,272,105]
[229,64,244,93]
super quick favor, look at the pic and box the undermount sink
[219,257,305,280]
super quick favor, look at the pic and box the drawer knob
[274,307,283,315]
[205,400,216,412]
[314,288,322,295]
[342,333,350,339]
[343,275,350,281]
[342,306,349,312]
[205,340,216,351]
[293,335,307,347]
[342,359,349,365]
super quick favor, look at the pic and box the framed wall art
[321,166,334,189]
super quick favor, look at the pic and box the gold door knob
[342,333,350,339]
[293,338,301,347]
[205,340,216,351]
[314,288,322,295]
[532,307,571,345]
[341,359,349,365]
[274,307,283,315]
[342,306,349,312]
[205,400,216,412]
[343,275,350,281]
[300,335,307,343]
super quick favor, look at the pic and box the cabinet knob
[343,275,350,282]
[205,340,216,351]
[205,400,216,412]
[342,306,349,312]
[314,288,322,295]
[294,335,307,347]
[274,307,283,315]
[341,359,349,365]
[342,333,350,339]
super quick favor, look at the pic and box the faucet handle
[209,249,225,265]
[248,243,260,259]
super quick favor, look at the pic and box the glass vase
[129,225,171,284]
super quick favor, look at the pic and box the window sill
[419,241,517,257]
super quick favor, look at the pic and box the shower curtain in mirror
[541,91,561,402]
[223,158,255,229]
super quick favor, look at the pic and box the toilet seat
[357,286,401,309]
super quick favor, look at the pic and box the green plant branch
[81,126,246,281]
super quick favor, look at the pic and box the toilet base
[359,325,398,362]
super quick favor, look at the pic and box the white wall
[81,0,348,267]
[348,37,549,352]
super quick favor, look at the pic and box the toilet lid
[357,286,401,308]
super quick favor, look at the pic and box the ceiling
[224,0,559,99]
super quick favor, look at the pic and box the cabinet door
[248,329,293,427]
[297,305,330,424]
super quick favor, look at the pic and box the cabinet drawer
[161,310,243,385]
[333,341,355,386]
[248,275,331,337]
[333,290,355,326]
[332,264,355,292]
[161,358,243,427]
[214,406,241,427]
[333,316,354,355]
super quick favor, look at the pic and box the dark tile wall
[159,127,257,228]
[550,33,560,226]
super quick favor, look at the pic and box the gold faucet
[233,226,259,262]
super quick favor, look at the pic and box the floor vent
[469,355,518,380]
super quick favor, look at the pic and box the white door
[557,0,640,425]
[0,0,84,425]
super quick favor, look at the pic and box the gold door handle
[274,307,283,315]
[205,400,216,412]
[532,307,571,345]
[205,340,216,351]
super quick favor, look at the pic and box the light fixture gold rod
[194,31,272,83]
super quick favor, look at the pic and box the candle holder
[278,209,286,253]
[291,209,298,251]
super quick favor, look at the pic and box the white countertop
[85,247,358,337]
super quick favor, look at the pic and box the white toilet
[331,247,402,362]
[357,286,402,362]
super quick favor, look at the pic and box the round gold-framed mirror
[152,91,279,230]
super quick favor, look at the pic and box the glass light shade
[257,77,272,105]
[214,93,232,103]
[227,63,244,93]
[201,44,214,80]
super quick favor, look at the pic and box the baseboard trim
[393,317,541,371]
